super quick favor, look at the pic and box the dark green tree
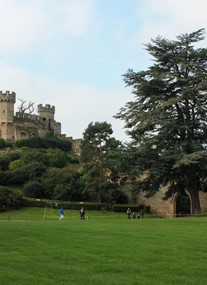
[0,186,23,211]
[115,29,207,213]
[23,181,44,198]
[42,167,87,201]
[80,121,124,203]
[46,148,68,168]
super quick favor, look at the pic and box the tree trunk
[188,188,201,214]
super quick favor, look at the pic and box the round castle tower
[0,91,16,140]
[37,104,55,121]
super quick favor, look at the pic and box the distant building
[0,90,81,153]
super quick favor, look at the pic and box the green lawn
[0,209,207,285]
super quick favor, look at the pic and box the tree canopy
[80,122,128,203]
[115,29,207,213]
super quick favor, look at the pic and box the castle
[0,91,81,153]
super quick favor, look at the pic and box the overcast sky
[0,0,207,142]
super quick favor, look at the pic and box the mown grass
[0,209,207,285]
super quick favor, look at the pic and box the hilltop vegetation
[0,135,128,211]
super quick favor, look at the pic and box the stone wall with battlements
[38,104,55,121]
[0,90,61,141]
[0,91,16,103]
[0,90,81,152]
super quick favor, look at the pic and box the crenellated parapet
[15,112,44,122]
[0,90,63,141]
[38,104,55,114]
[0,91,16,103]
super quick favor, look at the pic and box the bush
[22,198,108,210]
[15,136,71,151]
[46,149,68,168]
[23,181,44,198]
[0,151,21,171]
[112,204,150,213]
[0,138,6,148]
[0,186,23,211]
[9,159,23,171]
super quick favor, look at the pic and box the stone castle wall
[0,91,81,152]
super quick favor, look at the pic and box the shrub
[46,149,68,168]
[0,186,23,211]
[9,159,23,171]
[23,181,44,198]
[0,151,21,171]
[15,136,71,151]
[0,138,6,148]
[112,204,150,213]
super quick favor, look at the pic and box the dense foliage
[0,186,23,211]
[115,29,207,213]
[0,133,128,204]
[80,122,128,203]
[15,136,71,151]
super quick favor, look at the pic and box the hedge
[112,204,150,213]
[23,198,150,213]
[23,198,111,211]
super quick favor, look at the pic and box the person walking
[127,207,132,219]
[59,207,64,221]
[80,207,85,220]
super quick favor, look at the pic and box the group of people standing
[59,206,143,220]
[127,207,144,219]
[59,207,86,221]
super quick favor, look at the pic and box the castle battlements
[15,112,45,122]
[38,104,55,114]
[0,90,60,141]
[0,91,16,103]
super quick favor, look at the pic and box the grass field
[0,208,207,285]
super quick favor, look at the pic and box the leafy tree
[115,29,207,213]
[0,151,21,171]
[15,136,71,151]
[80,121,125,203]
[80,121,113,163]
[16,136,42,148]
[42,167,87,201]
[23,181,44,198]
[0,186,23,211]
[41,137,71,151]
[12,162,46,184]
[46,148,68,168]
[21,150,48,166]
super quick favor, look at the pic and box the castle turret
[37,104,55,121]
[0,91,16,140]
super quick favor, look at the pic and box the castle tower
[0,91,16,140]
[37,104,55,121]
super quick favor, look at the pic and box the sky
[0,0,207,142]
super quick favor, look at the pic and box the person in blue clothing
[59,207,64,221]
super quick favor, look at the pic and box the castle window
[20,132,27,138]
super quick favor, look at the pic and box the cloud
[136,0,207,43]
[0,0,207,143]
[0,62,129,141]
[0,0,45,51]
[55,0,94,37]
[0,0,95,51]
